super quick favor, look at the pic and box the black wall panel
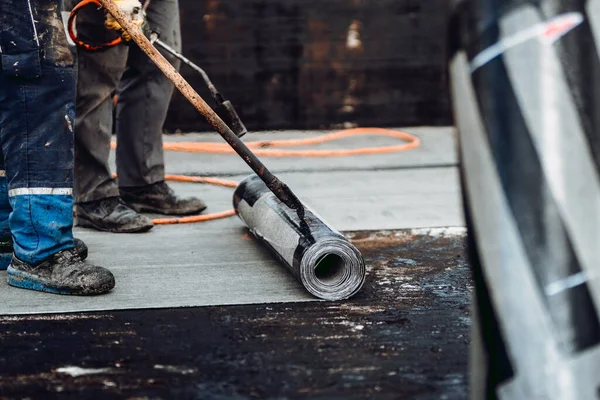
[165,0,451,132]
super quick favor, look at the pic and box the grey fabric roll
[233,175,365,300]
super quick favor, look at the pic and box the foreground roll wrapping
[450,2,600,397]
[233,175,365,300]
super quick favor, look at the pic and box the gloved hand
[104,0,145,42]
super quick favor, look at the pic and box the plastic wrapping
[233,175,365,301]
[449,1,600,398]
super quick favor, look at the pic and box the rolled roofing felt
[233,174,366,300]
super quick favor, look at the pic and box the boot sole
[77,215,154,234]
[7,266,114,296]
[126,201,208,216]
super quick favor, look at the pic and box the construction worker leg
[71,2,128,203]
[0,0,76,265]
[115,0,181,187]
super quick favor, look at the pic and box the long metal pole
[96,0,305,218]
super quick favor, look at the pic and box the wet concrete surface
[0,231,471,399]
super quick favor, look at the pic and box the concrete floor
[0,127,464,314]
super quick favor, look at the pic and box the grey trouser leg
[73,4,127,203]
[116,0,181,188]
[71,0,181,203]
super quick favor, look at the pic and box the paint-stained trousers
[0,0,76,264]
[66,0,181,203]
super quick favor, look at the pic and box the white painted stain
[0,314,108,321]
[56,366,114,377]
[338,320,367,332]
[153,364,197,375]
[296,334,354,340]
[409,227,467,237]
[65,115,73,133]
[328,366,379,373]
[399,284,421,290]
[347,227,466,244]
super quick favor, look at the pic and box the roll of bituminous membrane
[233,175,365,300]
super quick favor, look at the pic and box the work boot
[77,197,154,233]
[120,181,207,216]
[0,238,88,271]
[7,248,115,295]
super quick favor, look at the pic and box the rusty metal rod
[96,0,305,217]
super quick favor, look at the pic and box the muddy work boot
[120,181,207,216]
[7,248,115,295]
[0,238,88,271]
[77,197,154,233]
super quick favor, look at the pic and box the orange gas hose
[68,0,124,51]
[161,127,420,156]
[111,127,421,225]
[153,175,238,225]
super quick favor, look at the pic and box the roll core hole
[315,254,346,285]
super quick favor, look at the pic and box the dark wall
[165,0,451,132]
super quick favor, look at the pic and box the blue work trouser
[0,0,76,265]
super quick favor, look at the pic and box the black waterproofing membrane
[233,175,365,300]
